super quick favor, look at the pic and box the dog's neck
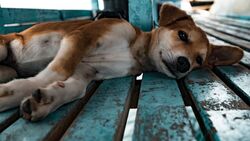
[131,30,156,73]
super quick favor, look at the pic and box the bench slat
[0,109,18,132]
[184,69,250,140]
[196,23,250,52]
[193,16,250,35]
[214,65,250,104]
[1,8,61,24]
[0,102,77,141]
[0,8,4,34]
[128,0,152,31]
[3,25,33,34]
[0,82,99,140]
[61,77,134,141]
[133,73,195,141]
[194,19,250,41]
[60,10,92,20]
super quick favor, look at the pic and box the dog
[0,4,243,121]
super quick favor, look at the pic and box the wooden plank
[194,18,250,41]
[196,23,250,52]
[128,0,152,31]
[60,10,93,20]
[0,103,76,141]
[62,77,134,141]
[3,25,33,34]
[0,82,100,141]
[214,65,250,104]
[0,8,5,34]
[2,8,61,24]
[192,10,250,29]
[184,69,250,140]
[186,106,205,141]
[193,16,250,35]
[133,73,195,141]
[0,109,19,132]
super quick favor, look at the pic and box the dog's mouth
[161,59,177,78]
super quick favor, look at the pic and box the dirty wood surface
[61,77,134,141]
[133,73,195,141]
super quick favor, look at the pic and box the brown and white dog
[0,4,243,121]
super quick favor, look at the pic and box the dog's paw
[20,89,54,121]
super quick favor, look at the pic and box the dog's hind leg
[0,65,17,83]
[20,64,95,121]
[0,36,90,112]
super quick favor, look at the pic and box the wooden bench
[1,1,250,140]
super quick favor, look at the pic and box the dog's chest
[82,36,137,80]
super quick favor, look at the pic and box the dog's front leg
[20,64,95,121]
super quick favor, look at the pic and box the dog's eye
[196,56,203,65]
[178,30,188,42]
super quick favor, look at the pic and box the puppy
[0,4,243,121]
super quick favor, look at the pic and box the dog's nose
[177,56,190,73]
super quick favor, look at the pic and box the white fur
[10,33,63,75]
[82,22,137,80]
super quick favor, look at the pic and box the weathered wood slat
[194,19,250,41]
[185,106,205,141]
[60,10,92,20]
[133,73,195,141]
[196,23,250,52]
[0,103,77,141]
[192,11,250,29]
[214,65,250,104]
[1,8,61,24]
[0,8,5,34]
[3,25,33,34]
[184,69,250,140]
[62,77,134,141]
[207,16,250,30]
[0,82,99,140]
[193,16,250,35]
[128,0,152,31]
[0,109,18,132]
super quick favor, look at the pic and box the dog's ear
[205,44,243,67]
[159,4,191,26]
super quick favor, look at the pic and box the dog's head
[150,4,243,79]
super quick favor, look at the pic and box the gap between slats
[177,79,215,141]
[42,81,102,141]
[212,66,250,106]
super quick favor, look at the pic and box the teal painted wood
[62,77,134,141]
[193,16,250,36]
[60,10,93,20]
[184,69,250,141]
[128,0,153,31]
[133,72,195,141]
[215,65,250,103]
[186,106,205,141]
[91,0,99,10]
[2,8,61,24]
[0,109,17,126]
[3,25,33,34]
[194,19,250,41]
[196,23,250,52]
[0,8,5,34]
[0,102,76,141]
